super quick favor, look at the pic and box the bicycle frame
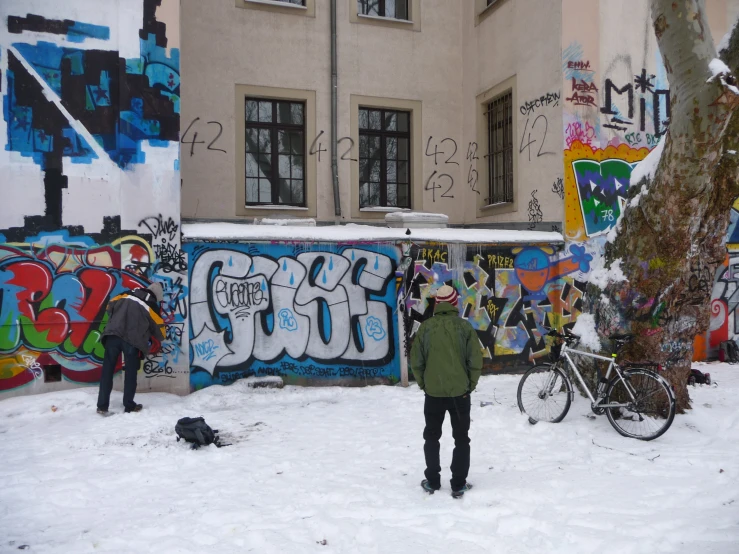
[556,342,637,408]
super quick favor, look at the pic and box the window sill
[244,0,307,9]
[357,14,414,25]
[360,206,410,212]
[481,201,513,210]
[244,204,309,211]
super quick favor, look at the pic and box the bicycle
[517,330,676,441]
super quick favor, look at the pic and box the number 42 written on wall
[180,117,227,157]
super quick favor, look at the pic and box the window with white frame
[358,0,408,20]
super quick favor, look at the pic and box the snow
[718,16,737,52]
[709,58,732,79]
[586,255,627,289]
[629,136,666,198]
[182,222,564,244]
[570,313,602,351]
[259,218,316,226]
[2,365,738,553]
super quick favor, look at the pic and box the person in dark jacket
[410,284,483,497]
[96,282,166,414]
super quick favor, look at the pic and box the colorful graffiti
[0,232,154,391]
[1,1,184,395]
[402,243,591,368]
[185,243,400,389]
[564,141,650,241]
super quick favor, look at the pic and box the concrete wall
[180,0,562,228]
[0,0,188,398]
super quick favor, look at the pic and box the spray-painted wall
[184,241,401,389]
[0,0,186,398]
[183,237,583,391]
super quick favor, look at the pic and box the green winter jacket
[410,302,483,398]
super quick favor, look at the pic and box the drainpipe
[331,0,342,218]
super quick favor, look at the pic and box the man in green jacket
[410,284,483,498]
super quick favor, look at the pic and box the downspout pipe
[330,0,342,218]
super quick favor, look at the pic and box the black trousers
[423,394,471,491]
[97,336,141,411]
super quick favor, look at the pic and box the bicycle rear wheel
[517,363,572,424]
[604,368,676,441]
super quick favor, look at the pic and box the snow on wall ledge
[0,0,185,399]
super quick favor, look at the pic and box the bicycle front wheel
[604,368,676,441]
[517,363,572,423]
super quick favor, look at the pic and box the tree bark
[592,0,739,412]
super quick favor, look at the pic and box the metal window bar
[486,91,513,205]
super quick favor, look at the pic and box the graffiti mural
[185,242,400,389]
[0,231,152,390]
[1,1,184,395]
[401,243,591,369]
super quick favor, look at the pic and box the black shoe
[451,483,473,498]
[124,404,143,413]
[96,408,108,415]
[421,479,440,494]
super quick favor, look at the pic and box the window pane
[397,160,408,183]
[398,183,409,207]
[369,183,380,205]
[369,136,381,156]
[369,159,381,182]
[359,158,369,181]
[291,103,303,124]
[397,112,409,132]
[387,182,397,206]
[359,109,369,130]
[277,102,292,124]
[259,179,271,203]
[397,137,409,160]
[395,0,408,20]
[246,153,259,177]
[293,180,304,204]
[279,178,292,204]
[359,135,368,157]
[387,160,396,183]
[259,129,271,153]
[257,153,272,177]
[258,101,272,122]
[384,112,397,131]
[245,128,258,152]
[291,132,303,155]
[368,110,381,130]
[386,137,397,160]
[360,181,370,207]
[278,130,290,154]
[359,0,380,16]
[246,100,258,122]
[246,178,259,202]
[278,154,291,178]
[291,155,304,179]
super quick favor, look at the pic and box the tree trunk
[591,0,739,412]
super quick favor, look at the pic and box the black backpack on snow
[719,340,739,364]
[175,417,227,449]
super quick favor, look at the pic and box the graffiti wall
[0,0,185,396]
[399,241,591,371]
[185,242,401,389]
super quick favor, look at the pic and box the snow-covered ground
[1,363,738,554]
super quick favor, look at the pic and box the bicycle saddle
[609,333,634,342]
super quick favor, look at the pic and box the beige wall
[181,0,464,223]
[181,0,564,227]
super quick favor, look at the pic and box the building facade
[1,0,737,399]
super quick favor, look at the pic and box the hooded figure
[410,284,483,498]
[96,283,166,415]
